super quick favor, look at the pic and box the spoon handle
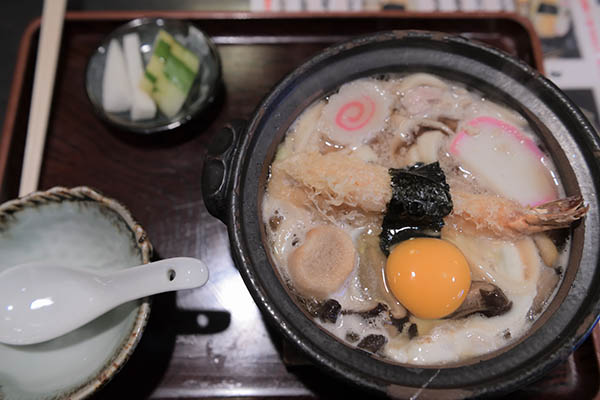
[105,257,209,302]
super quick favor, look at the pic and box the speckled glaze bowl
[0,186,152,399]
[202,31,600,398]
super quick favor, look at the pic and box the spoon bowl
[0,257,208,345]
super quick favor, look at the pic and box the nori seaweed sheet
[380,162,453,254]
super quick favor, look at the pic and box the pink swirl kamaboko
[318,79,393,147]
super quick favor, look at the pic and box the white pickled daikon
[102,39,132,112]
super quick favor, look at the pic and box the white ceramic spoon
[0,257,209,346]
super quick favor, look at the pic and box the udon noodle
[261,73,587,365]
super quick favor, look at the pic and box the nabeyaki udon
[262,73,587,364]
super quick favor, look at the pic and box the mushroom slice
[438,116,458,132]
[447,281,513,319]
[288,225,356,299]
[390,115,454,146]
[403,130,446,165]
[389,115,454,162]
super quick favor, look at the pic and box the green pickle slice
[140,30,200,117]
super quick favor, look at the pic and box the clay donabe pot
[201,31,600,398]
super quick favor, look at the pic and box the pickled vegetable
[140,30,200,117]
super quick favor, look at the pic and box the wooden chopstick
[18,0,67,197]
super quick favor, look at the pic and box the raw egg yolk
[385,237,471,319]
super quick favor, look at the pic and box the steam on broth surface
[262,73,587,365]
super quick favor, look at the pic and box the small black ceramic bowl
[202,31,600,398]
[86,18,221,134]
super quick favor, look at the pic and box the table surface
[1,5,599,400]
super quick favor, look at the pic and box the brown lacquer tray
[1,10,598,399]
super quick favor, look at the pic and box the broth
[261,73,585,365]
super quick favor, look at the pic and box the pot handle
[202,119,246,224]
